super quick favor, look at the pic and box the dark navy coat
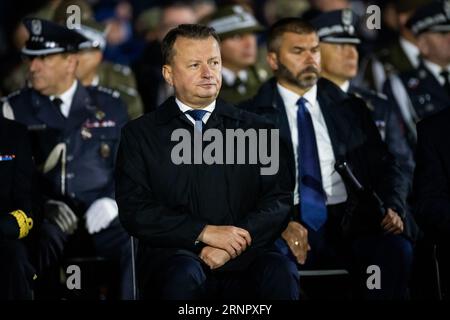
[384,61,450,150]
[5,82,128,214]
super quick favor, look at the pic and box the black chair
[130,236,139,300]
[410,238,442,300]
[298,268,352,300]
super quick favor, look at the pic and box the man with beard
[240,18,413,299]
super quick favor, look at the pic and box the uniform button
[66,173,75,179]
[69,192,76,198]
[67,155,74,162]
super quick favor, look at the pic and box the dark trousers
[286,204,413,299]
[32,218,133,299]
[139,249,299,300]
[0,239,35,299]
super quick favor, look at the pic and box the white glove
[85,198,118,234]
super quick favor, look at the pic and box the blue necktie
[297,97,327,231]
[185,109,208,132]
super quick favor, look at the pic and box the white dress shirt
[50,80,78,118]
[399,37,420,69]
[221,67,248,86]
[339,81,350,93]
[175,98,216,125]
[423,59,450,86]
[277,83,348,206]
[2,80,78,120]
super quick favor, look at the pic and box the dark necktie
[234,77,246,95]
[440,70,450,94]
[51,97,65,118]
[297,97,327,231]
[185,109,208,132]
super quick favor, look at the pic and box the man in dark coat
[115,24,299,300]
[414,107,450,299]
[240,18,414,299]
[0,117,35,299]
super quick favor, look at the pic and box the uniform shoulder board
[347,91,374,111]
[361,86,388,101]
[96,86,121,99]
[350,91,363,100]
[113,64,131,76]
[6,89,22,100]
[256,68,269,82]
[376,92,388,100]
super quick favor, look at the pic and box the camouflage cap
[205,5,264,39]
[76,19,108,51]
[52,0,106,51]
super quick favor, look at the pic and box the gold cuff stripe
[9,210,33,239]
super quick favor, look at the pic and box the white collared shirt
[277,83,347,206]
[50,80,78,118]
[221,67,248,86]
[399,37,420,69]
[423,59,450,86]
[91,75,100,86]
[175,98,216,125]
[339,81,350,92]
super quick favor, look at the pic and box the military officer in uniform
[311,9,415,188]
[0,117,36,299]
[355,0,431,92]
[384,0,450,151]
[205,5,269,104]
[2,18,132,299]
[52,0,144,120]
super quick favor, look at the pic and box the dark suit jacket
[115,97,292,273]
[414,108,450,240]
[0,117,33,240]
[349,85,415,189]
[239,77,418,241]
